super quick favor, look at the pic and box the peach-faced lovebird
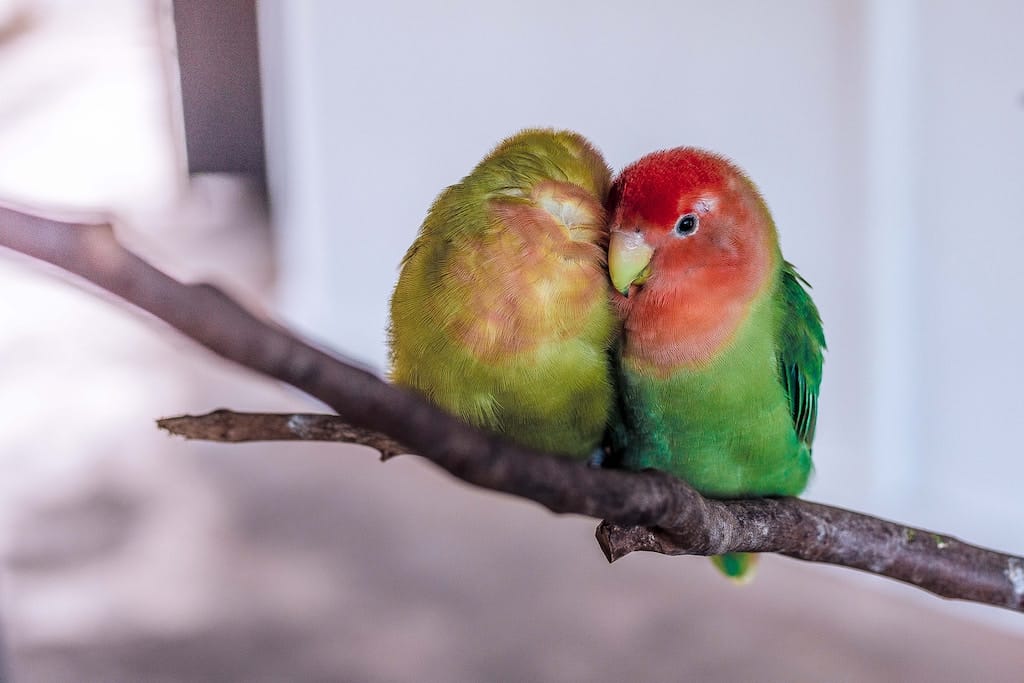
[389,129,616,458]
[607,148,825,579]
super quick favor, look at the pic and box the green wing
[777,263,826,449]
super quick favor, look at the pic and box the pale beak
[608,230,654,296]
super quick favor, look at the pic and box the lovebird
[606,148,825,580]
[389,129,617,458]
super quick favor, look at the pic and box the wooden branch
[161,410,1024,613]
[157,409,407,459]
[2,207,1023,614]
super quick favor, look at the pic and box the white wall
[915,0,1024,546]
[0,0,183,223]
[259,0,1024,577]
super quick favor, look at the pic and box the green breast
[616,288,811,497]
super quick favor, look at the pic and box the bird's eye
[674,213,699,237]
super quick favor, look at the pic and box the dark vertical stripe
[172,0,267,182]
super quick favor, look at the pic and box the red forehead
[612,147,736,225]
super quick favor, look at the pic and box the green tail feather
[711,553,758,582]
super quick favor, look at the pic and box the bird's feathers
[389,129,616,458]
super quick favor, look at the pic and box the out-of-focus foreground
[1,1,1023,681]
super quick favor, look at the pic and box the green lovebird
[389,129,617,458]
[606,148,825,580]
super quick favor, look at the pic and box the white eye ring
[674,213,699,237]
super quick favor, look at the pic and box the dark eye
[674,213,699,236]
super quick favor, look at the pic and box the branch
[2,207,1023,614]
[161,410,1024,613]
[157,409,407,459]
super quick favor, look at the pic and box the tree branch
[157,409,407,459]
[2,206,1023,613]
[160,410,1024,613]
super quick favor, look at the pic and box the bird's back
[389,129,616,457]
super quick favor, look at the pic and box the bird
[389,129,617,458]
[606,147,825,580]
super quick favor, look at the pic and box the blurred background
[0,0,1022,680]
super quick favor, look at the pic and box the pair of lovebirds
[389,129,824,580]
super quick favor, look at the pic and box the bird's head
[607,148,776,300]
